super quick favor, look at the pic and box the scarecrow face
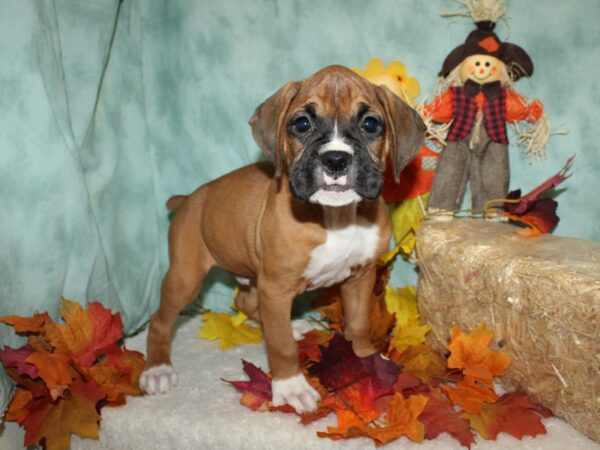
[459,54,503,85]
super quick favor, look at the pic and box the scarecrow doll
[423,2,549,220]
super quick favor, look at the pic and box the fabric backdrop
[1,0,599,413]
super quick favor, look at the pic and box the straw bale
[416,219,600,442]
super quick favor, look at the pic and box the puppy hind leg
[234,284,261,323]
[141,262,211,395]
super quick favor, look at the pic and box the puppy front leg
[258,280,320,414]
[340,264,378,357]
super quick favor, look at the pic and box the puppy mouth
[321,173,349,190]
[309,169,361,206]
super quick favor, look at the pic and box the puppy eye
[361,116,380,134]
[293,116,311,133]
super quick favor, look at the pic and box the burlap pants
[428,129,509,213]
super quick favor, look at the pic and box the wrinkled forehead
[291,70,380,118]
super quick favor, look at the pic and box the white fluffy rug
[1,316,599,450]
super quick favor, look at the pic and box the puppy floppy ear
[376,85,426,182]
[249,81,301,178]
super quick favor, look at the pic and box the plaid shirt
[446,86,508,144]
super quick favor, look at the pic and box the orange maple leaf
[365,393,429,445]
[22,378,105,450]
[0,312,53,334]
[5,389,33,423]
[392,344,446,381]
[369,287,395,352]
[462,392,552,440]
[443,377,499,414]
[447,325,511,387]
[317,404,370,441]
[44,300,123,366]
[313,288,344,330]
[297,329,332,365]
[25,351,74,399]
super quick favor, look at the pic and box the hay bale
[416,219,600,442]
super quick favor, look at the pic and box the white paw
[272,373,320,414]
[139,364,179,395]
[291,319,315,341]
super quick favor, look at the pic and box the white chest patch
[303,206,380,290]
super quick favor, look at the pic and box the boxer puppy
[140,65,425,414]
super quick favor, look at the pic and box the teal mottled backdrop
[1,0,599,411]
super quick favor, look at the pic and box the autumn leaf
[26,351,74,399]
[369,286,396,352]
[85,348,144,406]
[199,311,263,350]
[503,155,574,236]
[364,393,428,445]
[298,329,332,364]
[385,286,430,353]
[418,387,476,448]
[392,344,446,381]
[313,287,344,330]
[224,360,272,411]
[0,345,38,379]
[462,392,552,441]
[443,377,499,414]
[309,333,399,394]
[317,404,370,441]
[23,378,105,450]
[0,312,52,334]
[389,193,429,256]
[0,301,145,450]
[504,156,573,216]
[447,325,511,387]
[5,389,33,423]
[310,333,400,433]
[44,300,123,366]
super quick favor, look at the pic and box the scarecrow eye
[293,116,311,133]
[485,61,491,67]
[475,61,481,67]
[361,116,380,134]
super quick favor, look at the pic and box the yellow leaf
[385,285,430,352]
[385,285,418,326]
[198,311,263,350]
[389,194,428,256]
[389,318,431,353]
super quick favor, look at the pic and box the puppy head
[250,65,424,207]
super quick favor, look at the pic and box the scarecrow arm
[423,90,454,123]
[506,89,544,124]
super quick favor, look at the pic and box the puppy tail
[166,195,187,212]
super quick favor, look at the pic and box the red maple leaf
[309,333,400,428]
[297,329,332,365]
[223,360,272,411]
[462,391,553,440]
[0,345,38,379]
[503,156,574,236]
[419,387,476,448]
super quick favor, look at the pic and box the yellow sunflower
[354,58,420,106]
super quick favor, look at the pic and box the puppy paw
[272,373,320,414]
[139,364,179,395]
[291,319,315,341]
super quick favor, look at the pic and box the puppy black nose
[320,151,351,173]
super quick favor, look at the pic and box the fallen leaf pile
[225,266,552,447]
[0,300,145,450]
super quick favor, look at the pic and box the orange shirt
[423,88,544,124]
